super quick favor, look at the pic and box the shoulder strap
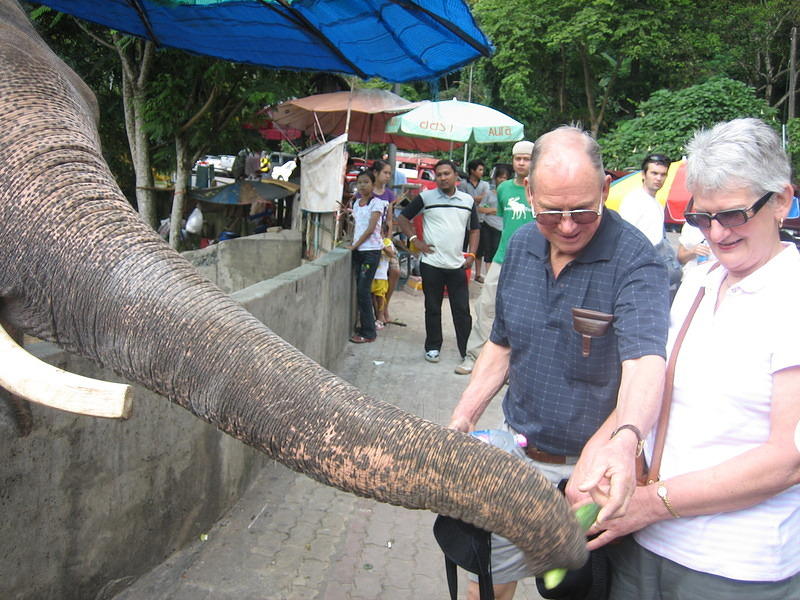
[647,264,719,482]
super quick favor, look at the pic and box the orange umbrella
[268,89,461,154]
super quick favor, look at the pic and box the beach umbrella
[34,0,492,83]
[384,99,524,144]
[607,159,691,226]
[190,180,299,205]
[269,89,459,153]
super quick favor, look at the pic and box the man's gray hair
[686,118,790,197]
[529,125,605,190]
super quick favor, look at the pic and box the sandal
[349,335,376,344]
[474,275,485,284]
[375,320,385,330]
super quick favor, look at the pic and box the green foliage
[599,77,777,170]
[788,118,800,182]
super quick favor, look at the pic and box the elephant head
[0,0,586,576]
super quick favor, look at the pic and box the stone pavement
[114,282,545,600]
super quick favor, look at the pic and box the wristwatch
[610,424,645,457]
[657,484,680,519]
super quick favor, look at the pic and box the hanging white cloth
[299,133,347,213]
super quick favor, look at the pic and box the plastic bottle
[471,429,527,448]
[696,241,709,264]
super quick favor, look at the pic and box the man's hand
[463,254,475,268]
[448,414,473,433]
[574,430,640,523]
[414,239,434,254]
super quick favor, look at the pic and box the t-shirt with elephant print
[493,179,532,265]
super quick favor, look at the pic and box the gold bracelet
[657,484,680,518]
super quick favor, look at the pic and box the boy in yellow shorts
[371,236,396,329]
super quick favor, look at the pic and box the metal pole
[387,83,400,187]
[464,64,473,166]
[788,26,797,122]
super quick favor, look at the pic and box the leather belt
[524,445,578,465]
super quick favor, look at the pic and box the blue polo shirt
[491,209,669,455]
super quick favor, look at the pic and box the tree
[143,53,309,247]
[599,77,777,170]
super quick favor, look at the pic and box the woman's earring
[780,218,785,227]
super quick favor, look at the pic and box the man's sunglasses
[534,207,602,226]
[684,191,773,230]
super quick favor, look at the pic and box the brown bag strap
[647,266,718,483]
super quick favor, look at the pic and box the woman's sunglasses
[684,191,773,230]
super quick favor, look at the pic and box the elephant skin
[0,0,587,577]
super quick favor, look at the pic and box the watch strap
[610,424,645,456]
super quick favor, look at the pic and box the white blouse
[636,244,800,581]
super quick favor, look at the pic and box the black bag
[535,546,610,600]
[534,479,610,600]
[433,515,494,600]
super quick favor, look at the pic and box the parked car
[194,154,236,176]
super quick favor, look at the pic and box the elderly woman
[588,118,800,599]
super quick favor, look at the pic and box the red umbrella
[268,89,461,154]
[607,159,691,227]
[660,160,691,227]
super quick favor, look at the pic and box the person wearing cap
[455,140,534,375]
[449,126,669,600]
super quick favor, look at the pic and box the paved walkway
[114,282,545,599]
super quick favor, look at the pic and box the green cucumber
[542,503,601,589]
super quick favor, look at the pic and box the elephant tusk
[0,323,132,419]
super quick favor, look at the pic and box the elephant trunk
[0,0,587,574]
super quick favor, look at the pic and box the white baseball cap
[512,140,533,156]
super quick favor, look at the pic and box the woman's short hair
[492,163,513,181]
[686,118,790,197]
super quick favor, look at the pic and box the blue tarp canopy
[35,0,493,82]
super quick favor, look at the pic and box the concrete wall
[182,230,303,294]
[0,248,352,600]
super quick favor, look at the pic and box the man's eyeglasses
[534,207,602,226]
[684,191,773,230]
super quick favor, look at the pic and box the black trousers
[419,261,472,357]
[352,249,380,339]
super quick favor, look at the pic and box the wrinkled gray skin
[0,0,586,574]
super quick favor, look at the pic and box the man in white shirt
[618,154,670,245]
[398,160,479,364]
[619,154,682,298]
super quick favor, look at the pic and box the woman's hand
[583,484,662,550]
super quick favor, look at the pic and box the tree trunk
[170,134,191,249]
[116,36,157,229]
[579,45,599,136]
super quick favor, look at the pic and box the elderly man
[449,126,669,600]
[399,159,479,364]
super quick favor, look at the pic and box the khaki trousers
[465,262,501,360]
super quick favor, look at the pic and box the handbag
[538,273,712,599]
